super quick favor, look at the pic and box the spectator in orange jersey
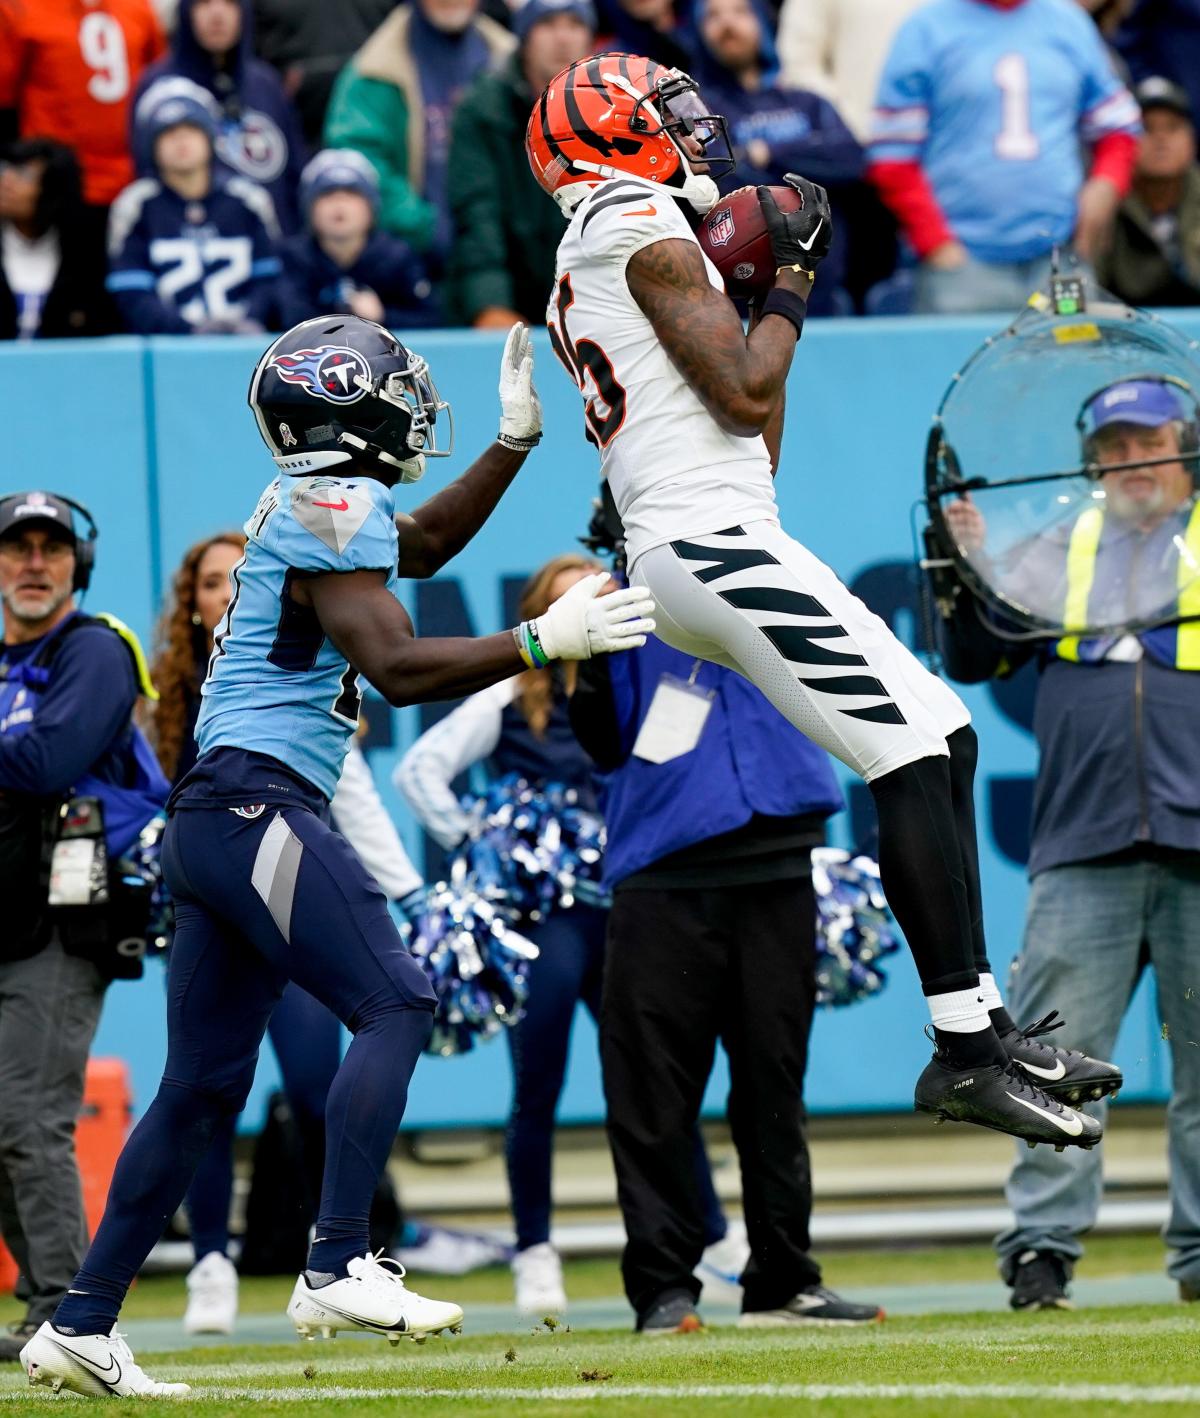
[0,0,164,261]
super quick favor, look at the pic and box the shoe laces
[1001,1059,1070,1115]
[1013,1009,1078,1060]
[355,1250,410,1289]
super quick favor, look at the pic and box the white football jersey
[547,177,778,568]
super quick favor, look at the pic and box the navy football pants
[54,802,435,1335]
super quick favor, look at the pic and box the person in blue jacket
[275,149,437,331]
[108,79,281,335]
[133,0,307,233]
[0,491,166,1363]
[568,490,884,1335]
[692,0,864,312]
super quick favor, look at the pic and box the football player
[527,55,1119,1152]
[20,317,655,1397]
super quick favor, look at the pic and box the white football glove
[534,572,656,661]
[497,322,543,451]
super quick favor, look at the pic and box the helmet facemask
[627,72,734,214]
[345,353,454,484]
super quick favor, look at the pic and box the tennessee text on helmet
[247,315,452,483]
[526,52,734,216]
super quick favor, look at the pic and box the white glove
[497,322,543,451]
[533,572,656,661]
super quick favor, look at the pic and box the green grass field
[1,1238,1196,1415]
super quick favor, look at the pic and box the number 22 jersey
[195,475,401,801]
[547,178,778,569]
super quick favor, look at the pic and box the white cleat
[512,1242,568,1317]
[286,1252,464,1345]
[183,1250,239,1335]
[20,1322,190,1399]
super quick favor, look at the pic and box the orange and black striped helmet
[526,52,734,214]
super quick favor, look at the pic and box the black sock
[868,754,976,986]
[934,1025,1005,1070]
[988,1005,1018,1036]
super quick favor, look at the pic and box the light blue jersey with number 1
[196,474,401,800]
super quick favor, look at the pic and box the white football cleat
[512,1242,568,1316]
[20,1322,190,1398]
[287,1252,463,1345]
[184,1250,239,1335]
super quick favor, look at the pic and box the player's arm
[302,569,655,708]
[626,176,832,438]
[396,323,542,579]
[746,298,785,475]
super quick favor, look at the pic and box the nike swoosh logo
[313,498,349,511]
[1015,1057,1067,1081]
[797,220,823,252]
[1006,1092,1083,1136]
[50,1339,121,1387]
[623,204,657,217]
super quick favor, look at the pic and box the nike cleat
[738,1286,885,1327]
[287,1252,464,1346]
[20,1322,190,1398]
[1000,1011,1122,1105]
[914,1050,1102,1149]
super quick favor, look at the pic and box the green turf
[2,1308,1198,1416]
[0,1232,1172,1325]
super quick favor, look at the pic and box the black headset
[1074,373,1200,469]
[0,492,98,592]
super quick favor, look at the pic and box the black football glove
[757,174,833,276]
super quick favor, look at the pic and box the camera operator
[932,376,1200,1311]
[0,492,166,1360]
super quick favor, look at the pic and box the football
[696,184,802,299]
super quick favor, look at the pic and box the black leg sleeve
[945,724,992,975]
[868,752,979,995]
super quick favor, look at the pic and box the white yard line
[5,1381,1200,1404]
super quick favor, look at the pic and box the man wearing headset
[0,492,165,1362]
[937,376,1200,1312]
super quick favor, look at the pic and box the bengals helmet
[527,53,734,216]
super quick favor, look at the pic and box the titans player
[21,318,655,1398]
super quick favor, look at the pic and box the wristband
[761,287,809,339]
[497,430,542,452]
[512,621,550,670]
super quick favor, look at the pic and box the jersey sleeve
[1074,18,1142,144]
[578,181,697,267]
[279,481,398,574]
[866,13,932,164]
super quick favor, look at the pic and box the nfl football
[696,185,803,299]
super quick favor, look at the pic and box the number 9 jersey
[547,179,778,570]
[196,475,401,800]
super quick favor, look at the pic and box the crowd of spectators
[1,0,1199,338]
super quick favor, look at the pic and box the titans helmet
[248,316,452,482]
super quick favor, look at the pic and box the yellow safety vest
[1057,502,1200,667]
[93,612,159,701]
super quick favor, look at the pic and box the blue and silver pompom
[811,848,901,1008]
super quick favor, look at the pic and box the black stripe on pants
[601,872,821,1318]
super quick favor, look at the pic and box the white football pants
[631,520,970,782]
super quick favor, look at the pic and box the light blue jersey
[196,473,400,800]
[869,0,1140,262]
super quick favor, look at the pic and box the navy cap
[513,0,597,44]
[1082,378,1189,435]
[1133,76,1192,121]
[299,149,381,218]
[134,77,220,148]
[0,492,77,544]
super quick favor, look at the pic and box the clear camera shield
[927,290,1200,638]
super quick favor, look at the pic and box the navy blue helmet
[248,316,452,482]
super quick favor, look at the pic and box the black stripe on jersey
[798,673,890,698]
[268,568,325,671]
[841,701,908,726]
[671,537,781,584]
[760,621,869,669]
[718,584,828,618]
[578,181,658,236]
